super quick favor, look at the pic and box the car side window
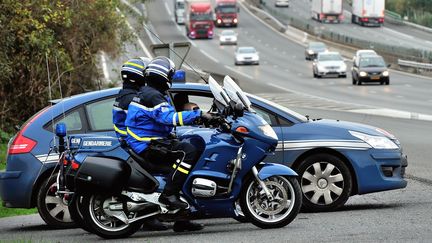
[252,105,278,126]
[85,97,115,131]
[45,108,85,134]
[56,110,83,131]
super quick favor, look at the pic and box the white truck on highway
[311,0,343,24]
[174,0,185,24]
[351,0,385,27]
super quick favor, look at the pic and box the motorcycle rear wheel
[240,176,302,229]
[81,194,142,239]
[68,194,93,233]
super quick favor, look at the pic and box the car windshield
[176,2,184,9]
[190,12,213,21]
[238,48,256,54]
[216,5,237,13]
[358,51,375,56]
[360,56,386,68]
[309,42,326,50]
[222,30,235,36]
[318,53,342,61]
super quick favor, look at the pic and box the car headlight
[349,131,398,149]
[341,63,347,70]
[382,70,389,76]
[259,125,278,140]
[308,50,314,55]
[359,71,367,77]
[317,65,326,71]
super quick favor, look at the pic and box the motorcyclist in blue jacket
[113,57,172,231]
[113,57,150,140]
[126,56,210,231]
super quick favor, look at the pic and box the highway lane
[146,0,432,116]
[264,0,432,50]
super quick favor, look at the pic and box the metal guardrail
[398,59,432,70]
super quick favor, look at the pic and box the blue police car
[0,83,407,228]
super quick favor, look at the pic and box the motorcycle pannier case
[75,156,130,194]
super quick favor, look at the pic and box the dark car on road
[305,42,328,60]
[352,55,390,85]
[0,83,407,228]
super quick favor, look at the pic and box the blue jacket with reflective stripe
[112,88,137,139]
[125,86,201,154]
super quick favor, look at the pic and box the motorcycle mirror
[234,102,244,118]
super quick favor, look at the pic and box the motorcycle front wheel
[81,194,142,239]
[240,176,302,229]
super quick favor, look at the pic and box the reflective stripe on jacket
[112,88,137,139]
[125,86,201,154]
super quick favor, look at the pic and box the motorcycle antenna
[141,23,209,84]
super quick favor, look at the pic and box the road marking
[100,52,110,83]
[164,2,172,16]
[224,65,253,79]
[121,0,141,16]
[369,90,377,94]
[176,24,182,32]
[190,41,197,47]
[404,84,412,87]
[383,27,415,39]
[118,8,152,58]
[396,95,404,99]
[200,50,219,63]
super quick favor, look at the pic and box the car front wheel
[37,173,76,228]
[296,154,352,212]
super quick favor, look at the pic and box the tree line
[386,0,432,27]
[0,0,138,134]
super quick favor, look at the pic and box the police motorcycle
[61,76,302,239]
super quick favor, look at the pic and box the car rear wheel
[296,154,352,212]
[37,174,76,228]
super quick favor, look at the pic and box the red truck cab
[185,1,214,39]
[214,0,238,27]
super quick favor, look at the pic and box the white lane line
[122,14,153,58]
[121,0,142,16]
[100,52,110,83]
[200,50,219,63]
[190,41,197,47]
[224,65,253,79]
[396,95,404,99]
[164,2,172,16]
[176,24,182,32]
[383,27,415,39]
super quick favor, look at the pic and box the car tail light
[8,135,37,154]
[8,106,50,155]
[361,18,369,22]
[378,18,384,23]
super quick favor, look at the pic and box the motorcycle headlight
[259,125,278,140]
[349,131,398,149]
[382,70,389,76]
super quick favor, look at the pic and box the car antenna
[142,23,209,84]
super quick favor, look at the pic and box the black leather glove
[199,112,220,127]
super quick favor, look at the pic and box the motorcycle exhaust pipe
[108,201,156,212]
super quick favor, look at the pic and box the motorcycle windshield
[223,76,252,110]
[209,75,230,107]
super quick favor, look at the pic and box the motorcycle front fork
[251,166,273,200]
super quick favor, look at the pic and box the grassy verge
[0,143,38,218]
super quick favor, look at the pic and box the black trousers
[140,140,198,195]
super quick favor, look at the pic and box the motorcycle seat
[128,149,171,174]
